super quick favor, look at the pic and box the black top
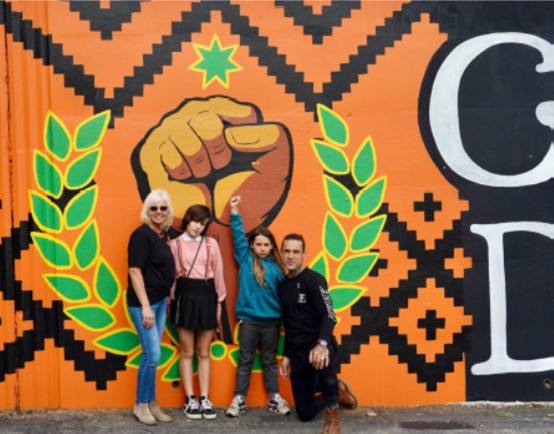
[278,267,337,357]
[127,224,175,307]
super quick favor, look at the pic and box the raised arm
[229,195,250,263]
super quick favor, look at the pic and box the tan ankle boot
[321,407,341,434]
[133,403,157,425]
[149,401,173,422]
[338,378,358,410]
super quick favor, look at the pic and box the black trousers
[289,343,339,422]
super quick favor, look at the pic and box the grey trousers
[234,319,280,398]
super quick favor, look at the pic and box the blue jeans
[128,298,167,405]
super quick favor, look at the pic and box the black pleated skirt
[171,277,218,330]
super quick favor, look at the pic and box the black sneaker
[200,396,217,420]
[183,395,202,420]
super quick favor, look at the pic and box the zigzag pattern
[275,0,362,44]
[68,0,143,40]
[0,1,442,119]
[0,218,127,388]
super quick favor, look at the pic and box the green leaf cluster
[30,111,136,362]
[310,104,388,312]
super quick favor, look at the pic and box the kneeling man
[278,234,357,434]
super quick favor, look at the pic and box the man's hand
[279,356,291,380]
[134,96,292,231]
[309,343,330,370]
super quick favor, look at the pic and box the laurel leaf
[64,304,115,331]
[93,328,141,355]
[29,190,62,233]
[311,139,349,174]
[34,150,63,198]
[352,136,376,186]
[329,286,366,312]
[323,213,347,260]
[337,253,379,283]
[44,111,71,161]
[31,233,72,269]
[74,220,100,270]
[74,111,110,152]
[65,149,102,190]
[317,104,349,146]
[323,175,353,217]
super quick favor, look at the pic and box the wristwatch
[318,339,328,347]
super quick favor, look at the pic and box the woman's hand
[229,195,241,214]
[142,305,155,329]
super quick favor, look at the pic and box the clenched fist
[132,96,293,231]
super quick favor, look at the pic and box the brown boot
[133,403,157,425]
[338,378,358,410]
[321,407,341,434]
[149,401,173,422]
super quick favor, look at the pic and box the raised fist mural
[132,96,293,232]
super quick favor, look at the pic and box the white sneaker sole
[183,411,202,420]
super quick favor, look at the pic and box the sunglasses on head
[149,206,168,212]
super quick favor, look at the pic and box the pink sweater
[168,235,226,302]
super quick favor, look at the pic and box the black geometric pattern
[68,0,143,40]
[0,217,127,388]
[4,0,542,390]
[0,1,483,121]
[337,203,471,391]
[414,193,442,222]
[418,310,446,340]
[275,0,362,44]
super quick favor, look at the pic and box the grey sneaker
[183,396,202,420]
[225,395,246,417]
[200,396,217,420]
[268,394,291,415]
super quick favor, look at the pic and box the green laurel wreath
[226,104,386,371]
[30,106,384,380]
[309,104,387,312]
[30,111,186,379]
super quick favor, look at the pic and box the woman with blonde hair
[127,189,175,425]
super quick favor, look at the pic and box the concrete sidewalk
[1,403,554,433]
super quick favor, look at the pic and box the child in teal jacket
[226,195,291,417]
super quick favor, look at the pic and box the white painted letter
[430,33,554,187]
[471,222,554,375]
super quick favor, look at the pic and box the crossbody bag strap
[204,237,211,278]
[185,236,204,278]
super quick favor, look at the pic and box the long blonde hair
[248,226,285,286]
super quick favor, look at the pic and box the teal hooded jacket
[230,212,283,321]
